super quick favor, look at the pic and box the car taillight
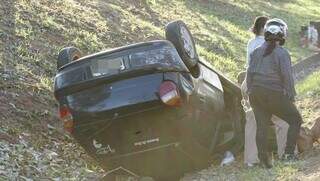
[59,105,74,134]
[159,81,181,107]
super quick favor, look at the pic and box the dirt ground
[1,0,320,180]
[181,144,320,181]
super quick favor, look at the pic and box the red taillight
[59,105,74,133]
[159,81,181,107]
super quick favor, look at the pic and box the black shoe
[260,160,273,169]
[259,153,273,169]
[281,154,298,165]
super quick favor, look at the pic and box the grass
[2,0,318,82]
[182,159,306,181]
[237,161,300,181]
[296,70,320,126]
[297,70,320,96]
[0,0,319,180]
[141,0,317,76]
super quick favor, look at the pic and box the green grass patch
[296,70,320,124]
[2,0,317,84]
[1,0,319,179]
[297,70,320,96]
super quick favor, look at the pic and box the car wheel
[57,47,82,70]
[165,20,199,70]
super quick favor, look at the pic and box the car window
[55,67,87,89]
[55,44,188,90]
[201,65,223,92]
[91,57,125,77]
[129,46,187,70]
[181,72,192,82]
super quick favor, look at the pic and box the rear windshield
[91,57,125,77]
[129,46,181,68]
[55,45,186,90]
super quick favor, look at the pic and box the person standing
[246,18,302,168]
[246,16,268,66]
[242,16,268,167]
[308,22,320,51]
[242,16,292,167]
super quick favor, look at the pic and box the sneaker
[281,154,298,165]
[220,151,235,166]
[245,163,258,168]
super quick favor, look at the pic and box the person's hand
[289,95,295,102]
[283,90,295,102]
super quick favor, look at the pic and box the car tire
[57,47,82,70]
[165,20,199,70]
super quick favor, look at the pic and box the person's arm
[247,42,251,66]
[279,50,296,101]
[246,40,255,67]
[245,53,254,95]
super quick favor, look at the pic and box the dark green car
[54,21,245,180]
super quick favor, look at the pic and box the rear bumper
[60,71,231,179]
[73,105,211,180]
[101,141,205,180]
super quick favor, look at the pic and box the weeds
[297,70,320,96]
[0,0,319,180]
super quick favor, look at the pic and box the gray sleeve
[278,50,296,100]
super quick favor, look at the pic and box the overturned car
[54,21,245,180]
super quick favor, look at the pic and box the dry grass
[0,0,319,180]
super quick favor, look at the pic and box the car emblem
[93,139,115,155]
[134,138,160,146]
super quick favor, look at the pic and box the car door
[192,63,225,148]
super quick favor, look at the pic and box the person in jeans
[242,16,292,167]
[246,18,302,168]
[238,72,293,167]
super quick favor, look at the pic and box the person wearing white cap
[246,18,302,168]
